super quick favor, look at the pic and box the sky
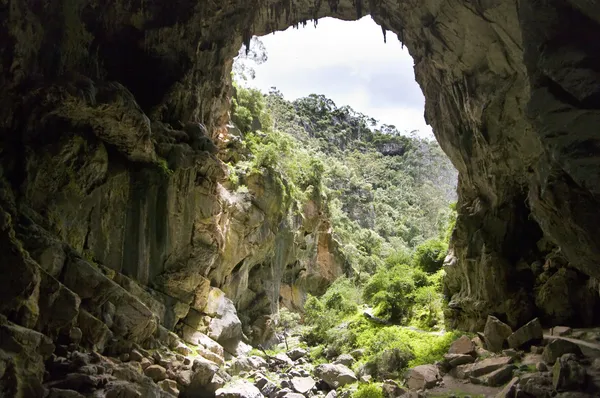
[236,16,433,138]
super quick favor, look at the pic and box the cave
[1,0,600,396]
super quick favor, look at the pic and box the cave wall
[1,0,600,354]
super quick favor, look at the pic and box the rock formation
[1,0,600,394]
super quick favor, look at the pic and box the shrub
[413,238,448,273]
[353,384,383,398]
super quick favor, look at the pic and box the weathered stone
[290,377,316,394]
[472,364,515,387]
[334,353,355,367]
[382,379,406,398]
[255,375,277,397]
[231,356,267,375]
[444,353,475,368]
[273,353,294,367]
[48,388,86,398]
[215,379,262,398]
[495,377,519,398]
[314,363,357,388]
[203,288,243,344]
[470,357,513,378]
[552,326,573,336]
[158,379,180,396]
[507,318,543,349]
[448,335,476,355]
[144,365,167,382]
[484,316,513,353]
[129,349,144,363]
[0,316,55,398]
[518,372,555,398]
[197,345,225,366]
[552,354,587,391]
[406,364,441,390]
[543,339,583,364]
[287,347,308,361]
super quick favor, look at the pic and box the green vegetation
[353,384,384,398]
[230,82,458,383]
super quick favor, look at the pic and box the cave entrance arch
[2,0,600,333]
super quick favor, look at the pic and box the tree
[233,36,268,81]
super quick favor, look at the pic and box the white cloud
[239,16,432,137]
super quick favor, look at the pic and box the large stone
[495,377,519,398]
[77,309,113,352]
[287,348,308,361]
[290,377,316,394]
[405,364,441,390]
[543,339,583,364]
[518,372,555,398]
[144,365,167,382]
[334,353,355,367]
[230,356,268,375]
[552,354,587,391]
[448,335,476,355]
[215,380,263,398]
[507,318,543,349]
[472,364,515,387]
[203,288,243,344]
[484,316,513,353]
[382,379,406,398]
[469,357,513,378]
[443,353,475,367]
[0,316,55,398]
[314,363,357,388]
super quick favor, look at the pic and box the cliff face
[1,0,600,393]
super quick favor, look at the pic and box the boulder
[552,354,587,391]
[182,326,225,356]
[382,379,406,398]
[158,379,180,396]
[484,316,513,353]
[314,363,357,388]
[215,380,263,398]
[543,339,583,364]
[290,376,316,394]
[287,347,308,361]
[448,335,476,355]
[78,309,112,352]
[552,326,573,336]
[470,357,513,377]
[231,356,267,375]
[144,365,167,382]
[518,372,555,398]
[0,316,55,398]
[197,345,224,366]
[406,364,441,390]
[443,353,475,367]
[495,377,518,398]
[507,318,543,349]
[47,389,86,398]
[273,353,294,367]
[334,353,355,367]
[254,375,277,397]
[203,288,243,344]
[472,364,515,387]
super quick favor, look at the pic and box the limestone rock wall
[0,1,600,377]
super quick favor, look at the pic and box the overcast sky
[237,16,433,138]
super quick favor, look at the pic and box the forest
[227,80,460,395]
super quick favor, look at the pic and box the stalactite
[381,25,387,43]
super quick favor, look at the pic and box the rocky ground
[31,313,600,398]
